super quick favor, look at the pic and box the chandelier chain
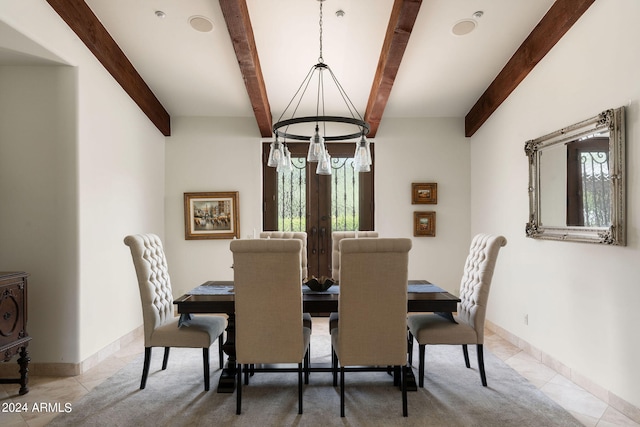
[318,1,323,63]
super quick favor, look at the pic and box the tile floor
[1,319,638,426]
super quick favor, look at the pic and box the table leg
[217,314,237,393]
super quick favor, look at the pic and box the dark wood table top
[174,280,460,314]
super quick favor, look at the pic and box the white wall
[0,65,79,363]
[375,117,471,291]
[470,0,640,411]
[164,117,263,296]
[0,1,166,364]
[164,116,471,296]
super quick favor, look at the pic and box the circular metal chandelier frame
[272,115,370,141]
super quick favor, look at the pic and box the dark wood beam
[219,0,272,137]
[46,0,171,136]
[364,0,422,138]
[464,0,596,137]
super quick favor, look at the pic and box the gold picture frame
[412,183,437,204]
[414,211,436,237]
[184,192,240,240]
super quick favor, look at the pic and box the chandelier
[267,0,372,175]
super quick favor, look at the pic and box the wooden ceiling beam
[219,0,272,138]
[46,0,171,136]
[364,0,422,138]
[464,0,596,137]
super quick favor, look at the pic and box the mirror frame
[524,107,626,245]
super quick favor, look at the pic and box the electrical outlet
[524,314,529,325]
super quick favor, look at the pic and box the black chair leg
[418,344,425,388]
[477,344,487,386]
[218,333,224,369]
[236,363,242,415]
[402,365,408,417]
[340,367,345,417]
[304,348,310,385]
[244,364,250,385]
[203,348,210,391]
[140,347,152,389]
[162,347,170,370]
[393,365,400,386]
[298,362,303,414]
[332,347,338,386]
[462,344,471,368]
[407,331,414,366]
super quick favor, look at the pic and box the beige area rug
[47,330,582,427]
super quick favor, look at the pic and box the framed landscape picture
[184,191,240,239]
[414,211,436,237]
[412,183,437,204]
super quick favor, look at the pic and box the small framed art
[184,191,240,239]
[414,211,436,237]
[412,183,437,204]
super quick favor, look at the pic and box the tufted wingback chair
[124,233,226,391]
[407,233,507,387]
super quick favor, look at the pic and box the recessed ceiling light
[451,19,477,36]
[155,10,166,19]
[189,15,214,33]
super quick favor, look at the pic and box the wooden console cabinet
[0,271,31,395]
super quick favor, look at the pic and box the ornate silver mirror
[525,107,626,245]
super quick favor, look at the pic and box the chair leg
[401,365,408,417]
[393,365,400,387]
[332,346,338,386]
[462,344,471,368]
[162,347,170,370]
[304,348,310,385]
[218,333,224,369]
[140,347,152,389]
[477,344,487,386]
[418,344,425,388]
[236,363,242,415]
[340,366,345,417]
[203,348,210,391]
[407,331,414,366]
[244,364,250,385]
[298,362,303,414]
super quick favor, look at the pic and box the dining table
[174,279,460,393]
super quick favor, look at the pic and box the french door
[263,142,374,278]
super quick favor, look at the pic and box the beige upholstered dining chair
[329,231,378,331]
[124,233,226,391]
[259,231,312,332]
[331,231,378,281]
[259,231,308,280]
[331,238,412,417]
[231,239,311,415]
[407,233,507,387]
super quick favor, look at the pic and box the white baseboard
[0,326,143,378]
